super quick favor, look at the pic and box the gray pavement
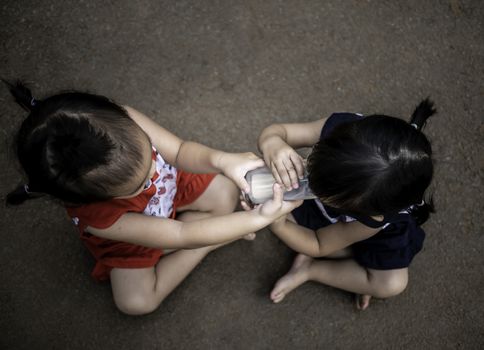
[1,1,483,349]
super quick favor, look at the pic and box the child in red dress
[5,82,300,315]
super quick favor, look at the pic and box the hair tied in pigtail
[409,98,436,131]
[2,79,38,112]
[6,183,43,205]
[410,196,435,226]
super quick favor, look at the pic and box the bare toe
[356,294,372,310]
[269,254,312,303]
[270,277,290,303]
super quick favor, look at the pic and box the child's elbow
[314,245,334,258]
[304,245,325,258]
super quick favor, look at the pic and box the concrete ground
[1,1,483,349]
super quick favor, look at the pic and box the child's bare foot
[356,294,372,310]
[270,254,313,303]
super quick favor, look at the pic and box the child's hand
[259,183,302,219]
[218,152,265,193]
[260,136,305,191]
[241,183,302,221]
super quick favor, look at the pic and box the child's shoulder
[66,193,152,232]
[353,209,415,233]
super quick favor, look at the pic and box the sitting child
[5,81,300,315]
[256,100,436,309]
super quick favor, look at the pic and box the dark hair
[307,99,436,224]
[4,80,148,205]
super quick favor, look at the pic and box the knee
[213,180,238,214]
[114,295,160,316]
[372,272,408,299]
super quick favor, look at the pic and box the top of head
[10,86,149,204]
[307,101,436,216]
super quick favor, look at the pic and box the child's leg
[110,243,220,315]
[110,175,247,315]
[176,174,255,240]
[176,174,239,215]
[271,254,408,306]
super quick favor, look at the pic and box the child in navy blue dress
[256,100,436,310]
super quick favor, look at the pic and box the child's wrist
[250,207,276,226]
[211,150,227,172]
[259,135,281,155]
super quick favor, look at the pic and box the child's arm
[258,118,328,190]
[174,142,263,193]
[87,185,302,249]
[125,106,263,192]
[269,217,380,257]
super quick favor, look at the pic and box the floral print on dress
[143,147,178,218]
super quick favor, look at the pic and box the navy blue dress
[292,113,425,270]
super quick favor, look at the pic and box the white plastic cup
[243,166,316,205]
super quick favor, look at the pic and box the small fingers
[253,158,266,167]
[290,153,305,179]
[274,161,292,190]
[272,183,284,204]
[282,159,299,189]
[270,161,284,186]
[247,157,265,170]
[238,177,251,194]
[239,193,254,210]
[240,200,249,210]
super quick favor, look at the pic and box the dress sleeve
[66,200,132,233]
[351,213,390,229]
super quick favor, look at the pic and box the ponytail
[408,98,436,224]
[409,196,435,226]
[2,79,39,112]
[3,80,39,205]
[6,184,44,206]
[409,98,436,131]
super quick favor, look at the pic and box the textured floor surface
[1,1,483,349]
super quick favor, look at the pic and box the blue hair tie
[30,98,36,107]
